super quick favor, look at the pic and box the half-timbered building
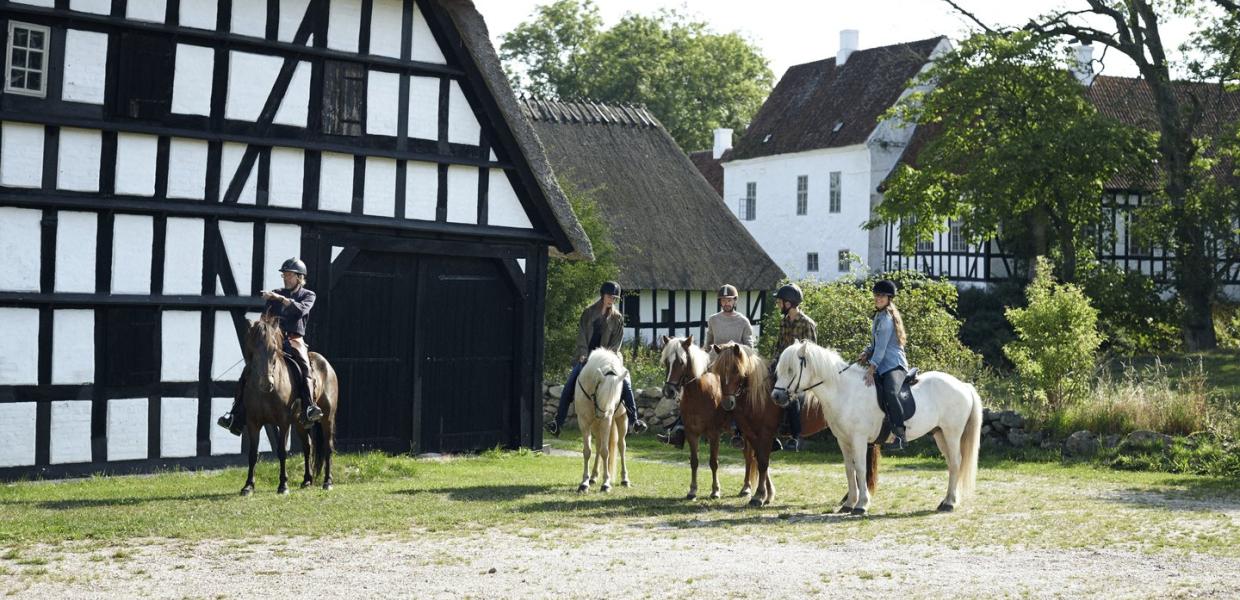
[0,0,593,479]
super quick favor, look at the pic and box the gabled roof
[436,0,593,259]
[727,36,946,161]
[522,98,785,291]
[688,150,725,195]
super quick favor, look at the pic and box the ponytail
[886,302,908,347]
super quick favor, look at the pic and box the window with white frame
[806,252,819,272]
[838,249,851,272]
[5,22,50,98]
[903,217,934,252]
[828,171,841,213]
[795,175,808,215]
[948,218,967,252]
[741,182,756,221]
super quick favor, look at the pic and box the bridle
[578,368,620,418]
[773,354,825,400]
[663,355,699,396]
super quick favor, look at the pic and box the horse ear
[797,342,808,358]
[709,344,720,353]
[684,335,694,347]
[660,335,670,346]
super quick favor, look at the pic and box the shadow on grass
[1101,477,1240,512]
[393,484,559,502]
[0,491,236,510]
[661,507,944,529]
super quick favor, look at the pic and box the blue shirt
[865,310,908,375]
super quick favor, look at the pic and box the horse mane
[661,337,709,377]
[713,342,769,409]
[796,341,848,396]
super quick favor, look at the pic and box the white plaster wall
[161,310,200,381]
[226,52,281,122]
[1,122,44,188]
[444,165,477,224]
[62,29,108,104]
[318,152,354,213]
[52,309,94,384]
[327,0,362,52]
[50,400,93,464]
[164,218,205,294]
[179,0,217,30]
[370,0,403,58]
[110,214,154,294]
[230,0,266,38]
[11,0,53,5]
[0,403,36,467]
[114,132,159,196]
[212,311,243,381]
[210,397,242,455]
[408,76,439,141]
[275,61,312,128]
[268,147,304,208]
[410,4,445,63]
[0,308,39,385]
[107,398,148,461]
[172,44,214,116]
[724,146,874,280]
[127,0,165,23]
[487,170,532,229]
[70,0,111,14]
[280,0,313,42]
[0,207,42,292]
[218,220,254,295]
[366,70,400,136]
[54,211,97,293]
[160,397,198,458]
[363,157,396,217]
[447,81,479,145]
[263,224,301,290]
[167,138,209,200]
[406,161,438,220]
[516,258,526,273]
[220,143,257,204]
[57,128,102,192]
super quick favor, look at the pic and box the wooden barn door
[416,256,519,453]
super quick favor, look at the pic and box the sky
[472,0,1204,80]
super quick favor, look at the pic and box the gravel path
[6,526,1239,599]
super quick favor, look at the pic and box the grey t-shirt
[705,310,753,347]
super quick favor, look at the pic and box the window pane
[11,48,27,69]
[25,71,41,91]
[13,29,28,47]
[27,50,43,68]
[28,30,45,48]
[9,70,25,89]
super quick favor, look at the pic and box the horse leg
[848,437,872,515]
[617,418,630,487]
[708,431,721,500]
[938,429,963,512]
[240,423,259,496]
[599,422,614,493]
[738,442,754,497]
[686,431,700,500]
[299,425,313,489]
[749,446,771,507]
[276,424,290,495]
[837,438,857,513]
[579,426,592,493]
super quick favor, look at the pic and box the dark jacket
[573,299,624,362]
[265,286,316,337]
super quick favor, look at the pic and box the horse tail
[958,385,983,497]
[865,443,880,494]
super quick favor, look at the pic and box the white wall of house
[621,289,765,346]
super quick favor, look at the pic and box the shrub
[1076,261,1182,355]
[1217,300,1240,350]
[1004,257,1104,411]
[957,282,1025,369]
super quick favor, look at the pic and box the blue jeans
[555,362,637,428]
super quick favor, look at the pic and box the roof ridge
[787,35,946,70]
[519,96,661,128]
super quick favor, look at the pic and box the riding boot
[880,368,908,451]
[621,375,647,434]
[658,417,686,448]
[217,368,248,436]
[547,362,585,437]
[730,425,745,449]
[300,375,322,425]
[785,397,803,452]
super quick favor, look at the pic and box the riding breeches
[555,361,637,428]
[876,367,908,430]
[285,336,314,406]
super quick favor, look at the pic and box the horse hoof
[685,493,697,501]
[588,478,596,485]
[300,480,313,489]
[277,486,289,495]
[738,489,751,498]
[621,480,631,487]
[239,487,253,497]
[937,502,954,513]
[710,491,721,500]
[577,484,589,493]
[601,484,611,493]
[748,497,763,508]
[850,507,867,517]
[322,482,333,491]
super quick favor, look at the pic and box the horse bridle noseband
[664,359,699,394]
[774,355,825,398]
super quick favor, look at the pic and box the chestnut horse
[660,335,730,500]
[709,342,879,507]
[239,315,339,495]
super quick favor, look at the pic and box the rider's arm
[739,318,753,347]
[869,313,892,370]
[284,289,316,316]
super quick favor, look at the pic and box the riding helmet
[873,279,898,297]
[279,257,308,275]
[600,281,622,296]
[717,284,739,298]
[775,284,803,306]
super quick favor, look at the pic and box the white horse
[772,341,982,515]
[574,348,631,493]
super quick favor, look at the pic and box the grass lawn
[1113,349,1240,399]
[2,434,1239,560]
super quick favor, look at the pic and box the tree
[873,32,1154,283]
[499,0,773,151]
[944,0,1240,350]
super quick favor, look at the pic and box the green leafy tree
[873,32,1154,283]
[1004,257,1105,411]
[499,0,773,151]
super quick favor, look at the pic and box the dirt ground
[6,525,1240,599]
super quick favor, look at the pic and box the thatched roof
[522,98,784,291]
[728,36,946,161]
[436,0,593,259]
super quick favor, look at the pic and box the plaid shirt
[775,311,817,359]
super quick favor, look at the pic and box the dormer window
[832,121,844,132]
[762,134,772,143]
[5,22,50,98]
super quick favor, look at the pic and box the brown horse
[660,335,731,500]
[239,315,340,496]
[709,342,879,507]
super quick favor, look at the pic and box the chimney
[837,29,859,66]
[1073,42,1095,85]
[712,128,733,159]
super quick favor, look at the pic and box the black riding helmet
[775,284,803,306]
[600,281,621,296]
[279,257,307,275]
[873,279,897,297]
[718,284,739,298]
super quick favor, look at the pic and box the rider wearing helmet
[217,258,322,435]
[857,279,911,450]
[545,281,648,438]
[772,283,817,451]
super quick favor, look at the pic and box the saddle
[874,368,919,444]
[281,351,319,401]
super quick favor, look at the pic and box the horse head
[773,340,832,408]
[709,343,750,412]
[246,315,286,394]
[659,335,696,399]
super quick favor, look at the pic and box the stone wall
[542,382,680,431]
